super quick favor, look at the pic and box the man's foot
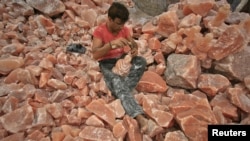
[135,114,148,133]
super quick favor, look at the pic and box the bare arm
[92,37,133,60]
[92,37,112,60]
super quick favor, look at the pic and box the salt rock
[178,13,202,28]
[183,0,215,17]
[210,93,238,120]
[33,107,55,128]
[4,68,38,85]
[47,79,67,90]
[86,99,116,126]
[227,87,250,113]
[213,46,250,81]
[169,93,217,141]
[165,54,201,89]
[244,75,250,90]
[0,56,24,75]
[1,43,25,55]
[113,121,127,139]
[112,54,132,76]
[197,73,231,97]
[0,132,24,141]
[208,25,246,60]
[136,70,168,93]
[143,95,174,127]
[79,126,116,141]
[156,10,179,37]
[85,115,105,127]
[164,130,189,141]
[123,115,142,141]
[26,0,65,17]
[36,15,56,35]
[148,37,161,50]
[0,105,34,133]
[145,119,164,138]
[7,0,34,16]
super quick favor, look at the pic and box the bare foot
[135,114,148,133]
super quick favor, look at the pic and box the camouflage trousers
[99,56,146,118]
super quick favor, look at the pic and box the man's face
[109,17,125,33]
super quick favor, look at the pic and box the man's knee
[132,56,147,66]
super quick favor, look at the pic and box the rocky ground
[0,0,250,141]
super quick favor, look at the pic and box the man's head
[108,2,129,23]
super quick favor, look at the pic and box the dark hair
[108,2,129,23]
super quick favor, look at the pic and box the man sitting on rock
[91,2,148,132]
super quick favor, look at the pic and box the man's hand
[111,37,130,48]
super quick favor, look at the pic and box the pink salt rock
[177,115,209,141]
[80,9,98,27]
[142,95,174,128]
[47,78,67,90]
[0,132,24,141]
[156,11,179,37]
[0,105,34,133]
[148,37,161,50]
[33,107,55,128]
[51,131,65,141]
[153,51,165,64]
[209,4,230,27]
[141,21,157,34]
[113,121,127,139]
[244,75,250,90]
[112,54,132,76]
[45,103,64,119]
[212,106,228,124]
[144,119,164,138]
[184,0,215,17]
[178,13,202,28]
[165,54,201,89]
[197,73,231,97]
[25,65,43,77]
[39,71,52,88]
[155,63,166,75]
[87,69,102,82]
[123,115,142,141]
[108,99,125,118]
[4,68,38,85]
[213,46,250,81]
[169,93,217,141]
[61,124,81,138]
[86,99,116,126]
[39,58,54,71]
[0,56,24,75]
[26,130,45,140]
[26,0,65,17]
[1,42,25,55]
[164,130,189,141]
[1,96,19,114]
[85,115,105,127]
[36,15,55,34]
[227,87,250,113]
[210,93,238,120]
[208,25,246,60]
[79,126,116,141]
[137,70,168,93]
[77,107,92,119]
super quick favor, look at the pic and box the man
[92,2,148,132]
